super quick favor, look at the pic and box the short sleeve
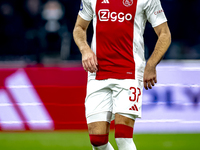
[144,0,167,27]
[78,0,93,21]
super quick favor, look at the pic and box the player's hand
[143,63,157,90]
[81,48,98,73]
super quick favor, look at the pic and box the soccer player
[73,0,171,149]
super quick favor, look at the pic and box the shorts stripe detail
[129,104,138,111]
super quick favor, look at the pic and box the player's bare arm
[73,15,98,73]
[143,22,171,90]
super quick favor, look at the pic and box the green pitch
[0,131,199,150]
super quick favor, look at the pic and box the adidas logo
[102,0,109,3]
[0,70,54,131]
[129,104,138,111]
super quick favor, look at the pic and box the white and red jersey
[79,0,167,80]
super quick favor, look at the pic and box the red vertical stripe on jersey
[95,0,138,80]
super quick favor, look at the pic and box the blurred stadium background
[0,0,200,149]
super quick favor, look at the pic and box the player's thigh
[88,121,110,134]
[115,113,135,127]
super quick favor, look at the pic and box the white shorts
[85,78,143,124]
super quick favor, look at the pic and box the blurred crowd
[0,0,84,63]
[0,0,200,64]
[145,0,200,60]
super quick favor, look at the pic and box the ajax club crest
[123,0,133,7]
